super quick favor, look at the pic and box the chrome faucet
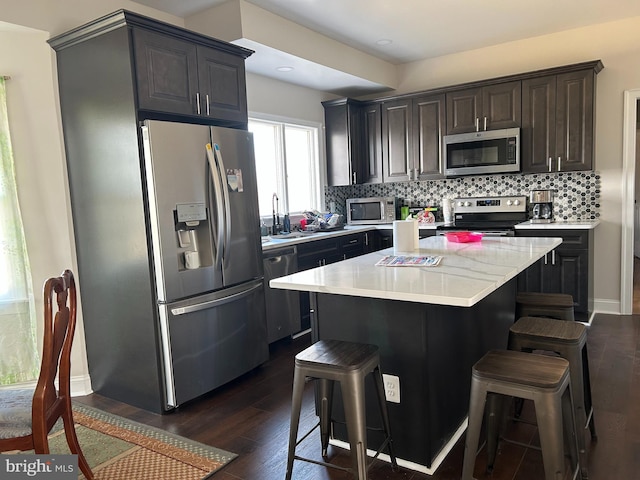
[272,193,280,234]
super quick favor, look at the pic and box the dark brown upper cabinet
[413,94,446,180]
[50,10,252,127]
[381,98,412,182]
[361,102,383,184]
[133,28,248,124]
[322,60,602,184]
[323,99,382,186]
[381,94,445,182]
[446,81,521,134]
[521,67,600,173]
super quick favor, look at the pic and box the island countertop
[270,235,561,307]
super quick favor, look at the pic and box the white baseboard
[593,298,621,315]
[70,374,93,397]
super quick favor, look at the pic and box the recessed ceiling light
[376,39,392,46]
[276,66,294,72]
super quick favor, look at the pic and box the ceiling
[132,0,640,95]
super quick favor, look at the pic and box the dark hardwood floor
[76,312,640,479]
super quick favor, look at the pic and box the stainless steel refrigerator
[139,120,268,409]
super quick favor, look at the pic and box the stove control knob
[465,201,472,207]
[507,199,513,206]
[457,201,465,207]
[513,199,521,206]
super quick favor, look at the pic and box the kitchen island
[270,235,562,474]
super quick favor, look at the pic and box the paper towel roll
[393,219,419,253]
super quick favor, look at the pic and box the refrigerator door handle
[170,282,262,316]
[206,143,226,270]
[213,143,232,261]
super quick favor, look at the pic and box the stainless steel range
[437,195,528,236]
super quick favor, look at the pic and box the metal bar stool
[509,316,597,479]
[285,339,398,480]
[462,349,581,480]
[516,292,575,321]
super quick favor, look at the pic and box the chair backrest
[31,269,77,437]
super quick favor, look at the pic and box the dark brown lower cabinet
[515,229,594,320]
[296,231,374,333]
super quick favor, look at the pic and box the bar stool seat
[285,339,398,480]
[509,316,597,479]
[462,349,581,480]
[516,292,575,321]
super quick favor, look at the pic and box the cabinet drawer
[516,229,589,250]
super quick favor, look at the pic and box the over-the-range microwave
[346,197,397,225]
[443,127,520,177]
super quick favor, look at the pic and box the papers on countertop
[375,255,442,267]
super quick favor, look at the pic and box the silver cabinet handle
[206,94,210,116]
[557,156,562,171]
[483,116,487,131]
[475,117,479,132]
[196,92,201,115]
[552,249,556,265]
[364,233,369,246]
[352,171,356,184]
[548,157,553,172]
[544,253,548,265]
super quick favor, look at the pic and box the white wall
[0,27,91,390]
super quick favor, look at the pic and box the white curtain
[0,77,39,385]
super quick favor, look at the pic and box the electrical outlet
[382,374,400,404]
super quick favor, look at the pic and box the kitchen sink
[269,232,305,239]
[269,231,318,240]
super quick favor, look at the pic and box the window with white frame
[248,117,322,218]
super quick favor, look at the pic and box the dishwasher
[263,246,301,343]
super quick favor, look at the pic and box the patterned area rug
[43,403,236,479]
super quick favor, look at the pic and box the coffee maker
[530,189,555,223]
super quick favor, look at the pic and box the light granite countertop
[269,235,561,307]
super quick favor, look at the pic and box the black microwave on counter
[443,127,520,177]
[346,197,397,225]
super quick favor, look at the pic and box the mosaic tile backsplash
[326,172,600,221]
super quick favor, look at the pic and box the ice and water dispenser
[175,203,210,271]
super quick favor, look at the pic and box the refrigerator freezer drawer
[158,279,268,409]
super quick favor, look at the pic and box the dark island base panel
[311,280,516,468]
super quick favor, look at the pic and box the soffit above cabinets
[131,0,640,96]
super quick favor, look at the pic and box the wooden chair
[0,270,93,479]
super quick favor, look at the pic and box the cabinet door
[297,237,341,270]
[446,82,520,134]
[133,28,199,116]
[324,100,360,186]
[340,233,366,260]
[521,75,557,173]
[541,249,588,313]
[413,94,445,179]
[196,45,248,124]
[517,256,545,293]
[522,70,595,173]
[446,87,481,134]
[555,70,595,172]
[482,81,521,130]
[361,103,383,184]
[381,99,412,182]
